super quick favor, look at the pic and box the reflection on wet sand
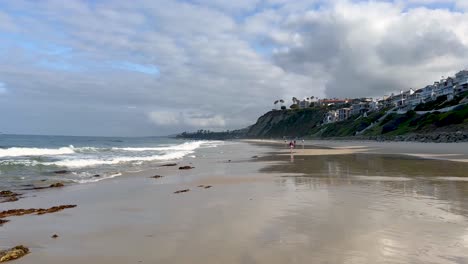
[255,149,468,263]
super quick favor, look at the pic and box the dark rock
[1,197,19,203]
[174,189,190,194]
[0,245,29,262]
[204,185,212,189]
[0,219,9,226]
[0,191,21,203]
[179,166,194,170]
[0,205,77,220]
[150,175,163,179]
[160,163,177,167]
[93,174,100,178]
[49,183,64,188]
[53,170,69,174]
[51,234,59,239]
[0,191,18,198]
[197,185,205,188]
[252,156,259,158]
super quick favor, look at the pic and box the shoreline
[2,140,468,263]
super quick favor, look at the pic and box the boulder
[0,245,29,262]
[178,166,194,170]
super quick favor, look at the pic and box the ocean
[0,134,221,188]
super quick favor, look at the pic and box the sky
[1,0,468,136]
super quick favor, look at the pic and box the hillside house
[319,99,349,107]
[455,70,468,94]
[323,111,338,124]
[338,108,352,121]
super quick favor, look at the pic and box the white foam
[113,141,221,152]
[70,172,123,184]
[0,146,75,157]
[0,159,39,166]
[43,150,194,168]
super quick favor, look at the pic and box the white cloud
[455,0,468,10]
[148,111,181,126]
[184,113,226,128]
[148,110,226,129]
[265,0,468,97]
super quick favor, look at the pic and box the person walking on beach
[289,141,295,152]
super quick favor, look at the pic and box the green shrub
[380,113,396,126]
[405,110,416,118]
[381,115,407,134]
[416,112,440,130]
[382,123,397,134]
[435,112,464,127]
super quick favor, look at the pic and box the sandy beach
[2,140,468,263]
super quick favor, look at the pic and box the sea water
[0,134,220,188]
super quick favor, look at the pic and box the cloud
[268,1,468,97]
[148,111,182,126]
[455,0,468,10]
[148,110,226,129]
[0,0,467,136]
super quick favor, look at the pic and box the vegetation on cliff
[177,102,468,141]
[245,108,326,138]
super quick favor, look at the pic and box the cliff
[245,108,326,138]
[177,103,468,142]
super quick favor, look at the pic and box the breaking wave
[43,151,194,168]
[0,146,75,158]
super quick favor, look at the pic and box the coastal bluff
[245,108,325,138]
[177,103,468,142]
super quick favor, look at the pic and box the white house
[323,111,338,124]
[298,99,310,109]
[418,85,435,101]
[435,77,455,100]
[454,70,468,94]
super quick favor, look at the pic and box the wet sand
[2,141,468,263]
[245,139,468,163]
